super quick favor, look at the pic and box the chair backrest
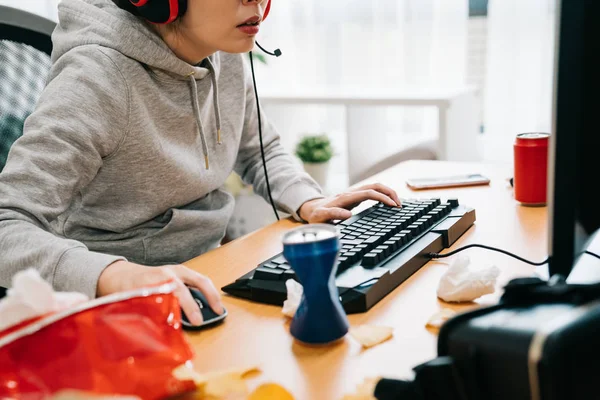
[0,5,55,172]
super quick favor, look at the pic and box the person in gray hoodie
[0,0,401,326]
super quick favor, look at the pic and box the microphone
[255,41,282,57]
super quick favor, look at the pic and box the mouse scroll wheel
[195,299,204,309]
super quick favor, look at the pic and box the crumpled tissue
[282,279,303,318]
[437,255,501,302]
[0,269,89,332]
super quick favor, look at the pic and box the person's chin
[222,38,256,54]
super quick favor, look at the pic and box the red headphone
[129,0,271,25]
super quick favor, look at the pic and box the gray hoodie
[0,0,323,298]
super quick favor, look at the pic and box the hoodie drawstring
[205,58,222,145]
[188,74,210,169]
[187,61,222,170]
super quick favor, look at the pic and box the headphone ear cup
[263,0,271,20]
[131,0,187,24]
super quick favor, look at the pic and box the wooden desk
[183,160,548,400]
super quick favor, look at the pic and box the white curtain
[0,0,59,21]
[482,0,557,163]
[254,0,469,189]
[255,0,467,91]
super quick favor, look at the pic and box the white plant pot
[303,161,330,188]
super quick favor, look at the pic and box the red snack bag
[0,281,196,399]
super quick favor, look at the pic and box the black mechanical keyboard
[222,197,476,313]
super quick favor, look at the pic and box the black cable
[255,41,282,57]
[585,250,600,261]
[248,51,280,221]
[427,244,549,266]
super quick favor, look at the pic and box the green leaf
[253,53,267,64]
[295,134,333,163]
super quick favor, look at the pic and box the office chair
[0,5,55,172]
[0,6,55,298]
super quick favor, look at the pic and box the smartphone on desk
[406,173,490,190]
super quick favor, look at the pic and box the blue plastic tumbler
[282,224,349,345]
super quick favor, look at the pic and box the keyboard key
[254,267,284,281]
[384,240,398,251]
[415,222,427,233]
[397,233,410,244]
[263,263,279,269]
[278,263,291,270]
[271,255,287,264]
[438,204,452,215]
[415,208,427,217]
[283,269,297,281]
[416,218,431,228]
[365,236,380,244]
[362,253,378,266]
[375,245,389,257]
[429,210,443,221]
[371,249,385,262]
[407,224,420,233]
[345,251,358,262]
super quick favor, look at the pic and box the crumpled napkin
[437,255,500,302]
[282,279,303,318]
[0,269,89,332]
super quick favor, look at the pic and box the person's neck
[156,26,214,66]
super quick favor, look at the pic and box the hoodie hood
[53,0,203,77]
[53,0,221,168]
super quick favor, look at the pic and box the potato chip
[248,383,295,400]
[200,372,248,399]
[340,376,380,400]
[425,308,457,329]
[172,361,204,384]
[340,395,376,400]
[173,363,260,386]
[172,363,262,399]
[355,377,380,395]
[349,325,394,348]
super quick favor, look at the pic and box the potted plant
[295,134,333,188]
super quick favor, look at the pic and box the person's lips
[237,16,261,35]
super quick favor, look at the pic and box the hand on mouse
[97,260,224,326]
[298,182,402,223]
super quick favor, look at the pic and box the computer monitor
[546,0,600,280]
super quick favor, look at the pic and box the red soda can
[513,132,549,205]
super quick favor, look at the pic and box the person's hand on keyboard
[97,261,224,326]
[298,183,401,223]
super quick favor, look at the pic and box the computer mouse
[180,287,227,331]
